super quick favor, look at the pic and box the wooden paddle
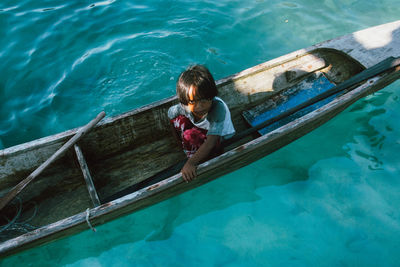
[0,111,106,211]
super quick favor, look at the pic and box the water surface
[1,0,400,266]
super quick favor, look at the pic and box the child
[168,65,235,182]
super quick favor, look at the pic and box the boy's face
[187,85,212,119]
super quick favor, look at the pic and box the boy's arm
[181,135,220,182]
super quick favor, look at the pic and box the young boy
[168,65,235,182]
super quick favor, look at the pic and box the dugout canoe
[1,20,400,257]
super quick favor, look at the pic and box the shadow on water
[2,22,400,265]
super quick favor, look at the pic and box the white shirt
[168,97,235,139]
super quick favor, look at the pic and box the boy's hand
[181,161,197,182]
[180,135,219,182]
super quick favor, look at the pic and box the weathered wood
[74,145,101,207]
[1,20,400,258]
[223,56,400,146]
[0,112,106,211]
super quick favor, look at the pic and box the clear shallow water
[1,0,400,266]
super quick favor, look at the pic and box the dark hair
[176,65,218,105]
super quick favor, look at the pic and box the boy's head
[176,65,218,106]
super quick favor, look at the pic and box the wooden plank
[74,145,101,207]
[0,112,106,211]
[223,56,400,147]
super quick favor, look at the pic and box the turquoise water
[1,0,400,266]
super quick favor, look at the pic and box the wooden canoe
[1,20,400,258]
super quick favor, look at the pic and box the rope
[85,208,97,232]
[0,198,22,234]
[0,197,38,239]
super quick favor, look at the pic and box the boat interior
[0,48,365,241]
